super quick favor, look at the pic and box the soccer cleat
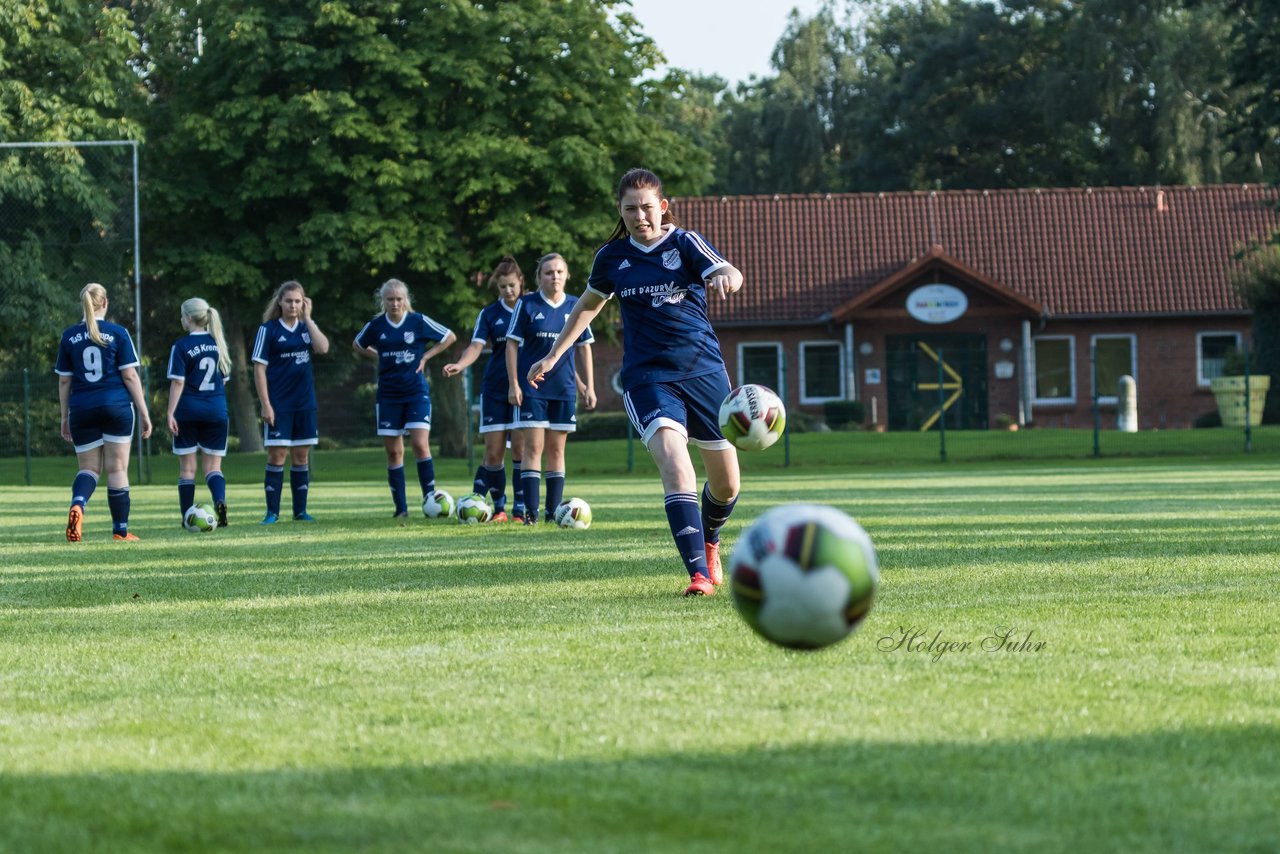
[522,514,538,526]
[66,505,84,542]
[491,511,509,523]
[683,572,716,597]
[705,541,723,586]
[512,511,525,523]
[215,501,229,528]
[393,510,410,519]
[260,512,280,525]
[293,512,315,522]
[112,531,140,542]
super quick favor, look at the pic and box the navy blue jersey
[252,319,318,411]
[586,225,731,390]
[508,291,594,401]
[469,300,517,397]
[167,332,229,421]
[354,311,452,401]
[54,319,140,408]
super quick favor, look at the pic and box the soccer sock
[107,487,130,536]
[264,465,285,516]
[484,464,507,511]
[178,478,197,516]
[71,470,98,509]
[511,459,525,514]
[387,465,408,514]
[290,466,310,516]
[521,469,542,520]
[700,482,738,545]
[206,471,227,505]
[544,471,565,521]
[472,465,487,496]
[417,456,436,496]
[664,492,706,578]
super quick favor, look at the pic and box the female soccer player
[528,169,744,595]
[252,280,330,524]
[354,278,456,518]
[166,297,232,527]
[506,253,596,525]
[443,255,528,522]
[56,282,153,541]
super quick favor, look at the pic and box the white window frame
[737,341,783,391]
[1091,334,1136,404]
[1196,331,1242,387]
[1031,335,1076,405]
[799,340,846,404]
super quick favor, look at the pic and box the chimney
[1156,189,1167,213]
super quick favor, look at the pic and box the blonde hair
[535,253,567,279]
[377,278,413,313]
[181,297,232,375]
[263,280,305,322]
[80,283,108,346]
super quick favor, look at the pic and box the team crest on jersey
[302,332,312,344]
[661,248,681,270]
[404,331,415,344]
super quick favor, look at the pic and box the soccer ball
[553,497,592,529]
[455,493,493,524]
[422,489,454,519]
[729,504,878,650]
[183,503,218,533]
[719,384,786,451]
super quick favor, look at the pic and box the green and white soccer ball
[553,497,592,529]
[422,488,455,519]
[183,502,218,533]
[455,493,493,524]
[719,384,786,451]
[729,504,878,650]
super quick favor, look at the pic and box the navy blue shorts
[623,371,732,450]
[513,397,576,432]
[478,392,515,434]
[264,409,319,447]
[69,402,134,453]
[172,418,229,456]
[376,396,431,436]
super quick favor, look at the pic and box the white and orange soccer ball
[718,384,786,451]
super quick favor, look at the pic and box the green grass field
[2,443,1278,852]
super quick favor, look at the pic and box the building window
[1032,336,1075,403]
[1197,332,1241,385]
[739,342,782,391]
[1092,334,1136,403]
[800,342,845,403]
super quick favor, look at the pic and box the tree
[140,0,711,453]
[0,2,143,367]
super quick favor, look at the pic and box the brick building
[590,184,1280,431]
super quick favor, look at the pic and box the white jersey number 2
[198,356,218,391]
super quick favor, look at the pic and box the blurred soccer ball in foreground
[553,497,592,529]
[718,384,786,451]
[422,489,454,519]
[730,504,878,650]
[455,493,493,524]
[183,503,218,533]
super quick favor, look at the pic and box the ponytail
[182,297,233,375]
[80,283,108,345]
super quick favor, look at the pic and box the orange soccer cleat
[66,505,84,542]
[705,541,723,586]
[112,531,140,542]
[683,572,716,597]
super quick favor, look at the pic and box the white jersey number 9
[82,347,103,383]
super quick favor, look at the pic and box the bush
[823,400,866,430]
[1193,409,1222,428]
[573,412,632,441]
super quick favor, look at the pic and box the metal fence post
[626,419,635,473]
[1091,344,1101,458]
[23,368,32,486]
[937,347,947,463]
[1244,348,1253,453]
[781,352,791,467]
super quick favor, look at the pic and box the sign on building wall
[906,284,968,324]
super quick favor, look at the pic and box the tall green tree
[0,1,143,367]
[140,0,711,452]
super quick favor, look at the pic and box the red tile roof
[673,184,1280,324]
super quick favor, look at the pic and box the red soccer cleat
[683,572,716,597]
[705,541,723,586]
[491,511,509,523]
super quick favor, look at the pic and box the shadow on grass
[0,726,1276,853]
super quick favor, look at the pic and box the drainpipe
[1021,319,1034,426]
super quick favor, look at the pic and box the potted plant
[1209,349,1270,427]
[994,412,1018,432]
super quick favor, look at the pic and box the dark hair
[606,168,681,242]
[488,254,524,288]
